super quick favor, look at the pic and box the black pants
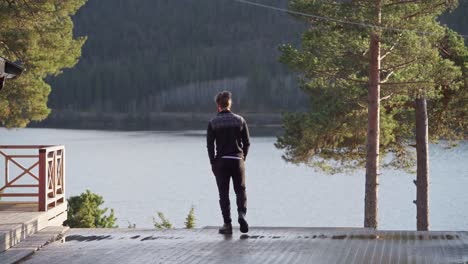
[212,158,247,224]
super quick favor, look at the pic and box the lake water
[1,128,467,230]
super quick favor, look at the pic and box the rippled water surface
[1,128,466,230]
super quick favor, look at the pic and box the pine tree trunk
[415,97,429,231]
[364,0,381,229]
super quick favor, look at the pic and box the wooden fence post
[38,148,47,211]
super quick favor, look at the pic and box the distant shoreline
[30,111,285,136]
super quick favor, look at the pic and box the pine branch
[306,69,368,84]
[439,47,451,57]
[402,2,446,20]
[382,0,421,8]
[381,71,395,83]
[380,93,393,101]
[381,34,402,60]
[380,81,434,86]
[362,48,369,57]
[381,58,418,72]
[0,40,22,61]
[357,102,367,109]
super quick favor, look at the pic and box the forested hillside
[46,0,467,117]
[47,0,308,114]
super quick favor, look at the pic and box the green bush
[65,190,117,228]
[127,221,136,229]
[153,212,173,229]
[153,207,196,229]
[184,206,196,229]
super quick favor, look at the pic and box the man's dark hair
[215,91,232,108]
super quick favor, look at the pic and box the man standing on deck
[207,91,250,235]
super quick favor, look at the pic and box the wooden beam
[7,155,39,158]
[9,184,39,188]
[39,150,47,211]
[4,157,8,186]
[8,158,39,179]
[0,145,51,149]
[0,193,39,197]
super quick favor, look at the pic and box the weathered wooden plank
[0,202,38,212]
[4,227,467,264]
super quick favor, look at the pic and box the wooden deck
[0,145,68,254]
[0,202,39,212]
[18,227,468,264]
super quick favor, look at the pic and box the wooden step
[0,211,48,252]
[0,226,69,264]
[0,201,68,253]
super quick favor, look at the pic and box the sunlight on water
[1,128,466,230]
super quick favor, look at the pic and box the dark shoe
[238,213,249,233]
[218,223,232,235]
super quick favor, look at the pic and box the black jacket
[207,110,250,164]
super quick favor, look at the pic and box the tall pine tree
[0,0,87,127]
[278,0,464,229]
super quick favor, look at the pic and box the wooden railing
[0,145,65,212]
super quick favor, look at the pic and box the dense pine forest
[47,0,308,115]
[43,0,467,128]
